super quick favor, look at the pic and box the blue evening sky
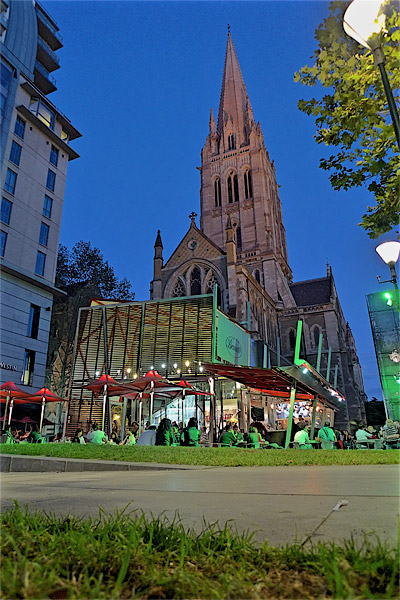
[42,0,395,401]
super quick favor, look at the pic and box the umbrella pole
[149,381,154,425]
[39,397,45,432]
[8,398,14,426]
[3,392,10,431]
[62,400,69,440]
[138,399,142,436]
[102,384,107,432]
[182,390,186,427]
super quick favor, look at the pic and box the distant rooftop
[290,277,332,307]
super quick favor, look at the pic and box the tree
[46,241,135,397]
[294,0,399,238]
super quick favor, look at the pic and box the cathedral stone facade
[150,33,366,429]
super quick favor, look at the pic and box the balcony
[36,6,63,51]
[37,36,60,72]
[0,0,9,14]
[34,60,57,95]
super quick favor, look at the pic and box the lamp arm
[372,46,400,150]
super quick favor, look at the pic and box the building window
[39,222,49,247]
[35,250,46,276]
[190,266,202,296]
[43,195,53,219]
[206,274,222,307]
[49,145,59,167]
[236,226,242,250]
[244,170,253,199]
[0,230,7,257]
[0,61,12,123]
[46,169,56,192]
[214,177,221,207]
[1,197,12,224]
[21,349,35,386]
[14,115,25,139]
[27,304,40,339]
[172,278,186,297]
[9,140,22,166]
[4,168,17,194]
[253,269,261,284]
[228,134,235,150]
[289,329,296,350]
[228,172,239,203]
[61,129,69,143]
[313,326,321,348]
[29,97,55,130]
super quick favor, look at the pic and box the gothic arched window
[214,177,221,207]
[236,226,242,250]
[313,326,321,348]
[190,266,202,296]
[227,175,233,204]
[228,134,235,150]
[289,329,296,350]
[206,274,222,307]
[253,269,261,284]
[227,172,239,204]
[244,170,253,199]
[172,278,186,297]
[233,174,239,202]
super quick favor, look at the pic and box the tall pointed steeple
[217,32,254,147]
[200,31,293,304]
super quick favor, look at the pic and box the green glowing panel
[367,290,400,420]
[215,310,250,366]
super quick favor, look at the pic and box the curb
[0,454,211,473]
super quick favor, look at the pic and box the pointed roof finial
[189,211,197,225]
[154,229,163,249]
[227,23,230,35]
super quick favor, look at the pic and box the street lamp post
[376,240,400,290]
[343,0,400,149]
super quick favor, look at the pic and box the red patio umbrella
[17,416,37,423]
[0,382,35,428]
[20,388,64,432]
[80,374,133,433]
[175,380,213,425]
[126,371,177,425]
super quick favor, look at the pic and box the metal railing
[36,6,63,45]
[37,36,60,67]
[35,60,57,87]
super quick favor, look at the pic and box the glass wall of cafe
[66,295,217,436]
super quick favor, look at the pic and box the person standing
[318,422,336,449]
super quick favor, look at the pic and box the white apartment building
[0,0,81,391]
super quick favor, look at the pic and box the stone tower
[200,32,293,306]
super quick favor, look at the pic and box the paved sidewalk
[2,463,398,547]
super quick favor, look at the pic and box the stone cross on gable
[189,212,197,224]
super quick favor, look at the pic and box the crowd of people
[3,417,399,450]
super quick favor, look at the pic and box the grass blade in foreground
[1,505,399,599]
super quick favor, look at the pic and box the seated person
[219,423,237,447]
[355,426,374,447]
[51,432,63,443]
[180,417,201,447]
[199,425,210,447]
[293,422,312,448]
[136,425,156,446]
[90,424,107,444]
[382,419,400,447]
[155,418,175,446]
[318,421,336,449]
[120,428,136,445]
[4,427,17,444]
[233,424,244,444]
[27,424,43,444]
[246,426,261,449]
[72,428,86,444]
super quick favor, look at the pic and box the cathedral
[150,32,366,429]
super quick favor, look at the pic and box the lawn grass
[1,504,398,599]
[1,443,399,466]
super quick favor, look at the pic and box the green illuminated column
[316,334,323,373]
[326,347,332,382]
[294,320,303,364]
[285,383,297,448]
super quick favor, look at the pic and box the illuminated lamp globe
[343,0,386,49]
[376,241,400,266]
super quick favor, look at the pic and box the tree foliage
[294,0,400,238]
[47,241,135,396]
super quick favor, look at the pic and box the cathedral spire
[217,31,254,144]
